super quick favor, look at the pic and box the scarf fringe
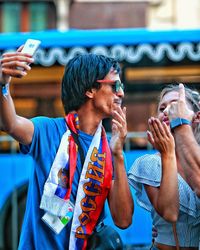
[40,194,72,217]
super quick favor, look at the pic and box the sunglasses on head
[96,79,124,93]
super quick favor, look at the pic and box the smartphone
[21,39,41,56]
[17,39,41,70]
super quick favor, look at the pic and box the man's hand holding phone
[17,39,41,70]
[1,39,41,81]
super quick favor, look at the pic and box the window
[0,1,56,32]
[2,3,21,32]
[30,2,47,31]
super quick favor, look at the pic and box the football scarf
[40,113,113,249]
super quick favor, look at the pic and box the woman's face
[157,91,180,126]
[157,90,194,126]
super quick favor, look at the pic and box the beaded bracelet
[0,82,9,98]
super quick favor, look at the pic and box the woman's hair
[159,84,200,143]
[61,53,121,114]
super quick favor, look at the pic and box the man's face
[92,69,124,118]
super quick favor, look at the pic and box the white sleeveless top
[128,154,200,247]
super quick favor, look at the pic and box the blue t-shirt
[18,116,107,250]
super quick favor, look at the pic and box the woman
[128,84,200,250]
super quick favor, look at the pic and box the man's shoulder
[31,116,65,127]
[31,116,67,138]
[31,116,64,122]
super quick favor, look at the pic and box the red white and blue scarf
[40,113,113,249]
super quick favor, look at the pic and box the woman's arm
[173,125,200,196]
[167,84,200,196]
[145,118,179,222]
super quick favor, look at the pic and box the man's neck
[77,110,103,135]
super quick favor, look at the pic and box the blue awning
[0,28,200,49]
[1,28,199,65]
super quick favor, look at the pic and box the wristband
[170,117,191,130]
[0,82,9,97]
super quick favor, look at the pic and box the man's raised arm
[0,50,35,145]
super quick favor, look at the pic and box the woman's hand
[147,117,175,155]
[166,83,194,122]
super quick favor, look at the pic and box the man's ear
[85,88,96,99]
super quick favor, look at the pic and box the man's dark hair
[61,53,121,114]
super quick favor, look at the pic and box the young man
[0,48,133,250]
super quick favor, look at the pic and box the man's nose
[116,86,124,98]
